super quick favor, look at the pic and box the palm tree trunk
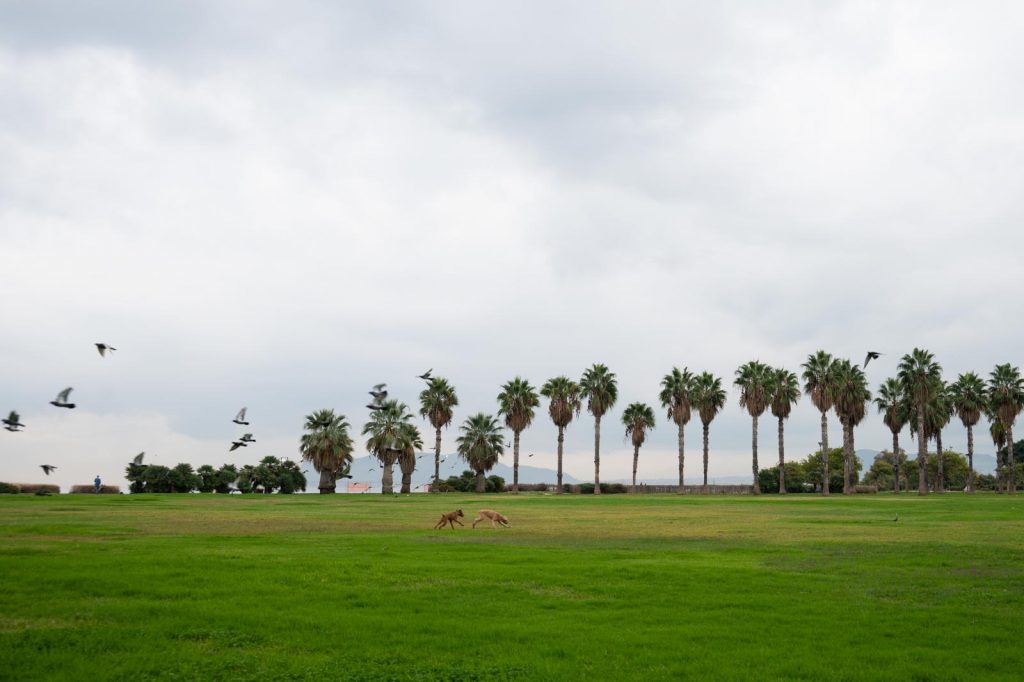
[935,430,945,493]
[632,444,639,493]
[475,470,486,493]
[400,470,412,494]
[842,418,853,495]
[512,429,521,494]
[751,414,760,494]
[318,468,335,494]
[593,414,602,495]
[820,411,829,496]
[848,420,858,491]
[1008,425,1016,495]
[433,427,442,486]
[967,425,974,493]
[778,415,785,494]
[892,431,900,494]
[677,419,685,495]
[917,406,927,495]
[702,422,710,488]
[556,425,565,493]
[381,460,394,495]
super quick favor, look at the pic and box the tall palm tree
[987,363,1024,495]
[801,351,836,496]
[734,361,773,494]
[621,402,656,492]
[691,371,727,487]
[659,367,694,494]
[831,360,871,494]
[897,348,943,496]
[950,372,986,493]
[456,413,505,492]
[299,409,354,494]
[907,383,954,492]
[419,377,458,486]
[497,377,540,494]
[363,400,421,494]
[579,364,618,495]
[874,378,907,493]
[540,376,582,492]
[768,368,800,494]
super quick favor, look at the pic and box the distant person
[94,475,102,494]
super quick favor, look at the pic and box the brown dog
[472,509,510,529]
[434,509,464,529]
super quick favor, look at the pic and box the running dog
[434,509,464,529]
[472,509,510,528]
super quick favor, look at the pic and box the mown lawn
[0,492,1022,681]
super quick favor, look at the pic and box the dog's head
[456,509,464,517]
[498,514,509,525]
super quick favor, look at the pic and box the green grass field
[1,493,1022,681]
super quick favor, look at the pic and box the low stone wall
[511,483,755,494]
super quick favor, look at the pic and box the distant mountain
[301,453,581,492]
[856,449,997,475]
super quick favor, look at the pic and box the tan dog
[472,509,510,528]
[434,509,464,529]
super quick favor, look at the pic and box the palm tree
[768,368,800,494]
[659,367,694,494]
[831,360,871,494]
[299,409,354,494]
[396,432,425,494]
[950,372,986,493]
[897,348,943,496]
[497,377,540,494]
[930,383,953,493]
[363,400,421,494]
[734,361,773,494]
[691,371,727,487]
[874,378,907,493]
[419,377,458,486]
[456,413,505,492]
[987,363,1024,495]
[579,364,618,495]
[621,402,656,492]
[540,376,582,492]
[801,351,836,496]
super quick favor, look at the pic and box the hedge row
[70,485,122,494]
[0,483,61,494]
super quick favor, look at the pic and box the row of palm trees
[296,350,1024,496]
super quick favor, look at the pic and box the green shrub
[0,482,19,494]
[485,475,506,493]
[18,484,60,494]
[578,483,627,494]
[70,485,121,494]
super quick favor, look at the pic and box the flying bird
[528,453,534,458]
[40,464,57,476]
[233,408,249,425]
[229,441,248,452]
[366,403,385,411]
[132,452,145,465]
[239,433,256,443]
[95,343,117,357]
[418,369,432,381]
[50,387,76,409]
[864,351,883,368]
[372,383,387,392]
[3,411,24,431]
[369,389,388,402]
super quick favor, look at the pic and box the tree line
[125,456,308,494]
[297,348,1024,496]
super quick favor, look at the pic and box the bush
[975,473,997,491]
[578,483,627,494]
[17,484,60,494]
[70,485,121,494]
[485,475,506,493]
[0,482,19,494]
[853,485,878,494]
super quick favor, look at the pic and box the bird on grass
[239,433,256,443]
[132,452,145,465]
[40,464,57,476]
[229,441,248,452]
[418,369,432,381]
[3,411,25,432]
[50,387,75,409]
[864,351,883,368]
[893,514,899,522]
[95,343,116,357]
[233,408,249,425]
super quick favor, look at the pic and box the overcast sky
[2,2,1022,491]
